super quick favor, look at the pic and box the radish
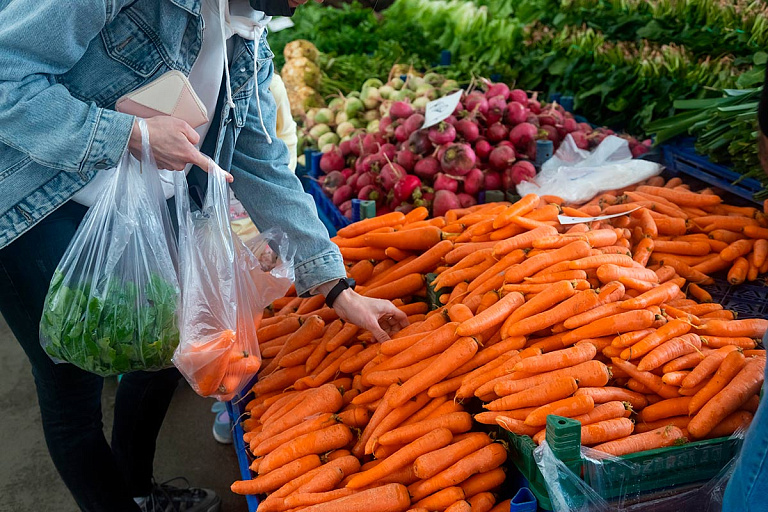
[486,123,509,143]
[484,170,503,190]
[486,96,507,125]
[393,175,422,203]
[395,149,419,172]
[378,116,394,136]
[539,125,561,145]
[339,139,354,157]
[340,200,353,219]
[341,168,354,180]
[362,133,384,155]
[440,143,477,177]
[356,171,375,189]
[631,144,649,158]
[428,122,457,145]
[455,119,480,143]
[465,92,489,117]
[510,89,528,104]
[332,184,354,206]
[509,122,538,151]
[505,102,528,126]
[319,147,345,173]
[413,156,440,180]
[526,114,540,127]
[415,190,435,210]
[358,184,383,204]
[444,115,458,125]
[538,108,564,127]
[570,131,589,150]
[407,130,434,155]
[433,190,461,217]
[350,133,365,156]
[463,168,485,195]
[404,113,426,134]
[434,173,459,193]
[322,170,344,196]
[528,97,541,114]
[394,124,410,142]
[457,193,477,208]
[395,203,415,214]
[474,139,493,161]
[390,101,414,120]
[379,162,406,189]
[485,82,510,100]
[578,122,593,134]
[380,143,397,161]
[503,161,536,190]
[497,140,515,149]
[489,145,516,171]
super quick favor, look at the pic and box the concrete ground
[0,316,249,512]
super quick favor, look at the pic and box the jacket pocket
[101,9,165,78]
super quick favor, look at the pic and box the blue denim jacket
[0,0,345,295]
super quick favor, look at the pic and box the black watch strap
[325,278,356,308]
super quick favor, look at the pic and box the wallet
[116,70,209,128]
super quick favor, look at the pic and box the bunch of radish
[318,79,651,219]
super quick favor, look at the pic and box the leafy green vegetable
[41,271,179,376]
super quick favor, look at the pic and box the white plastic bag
[517,135,662,203]
[39,120,180,376]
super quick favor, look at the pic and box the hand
[128,117,233,182]
[331,289,409,342]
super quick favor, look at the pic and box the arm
[0,0,135,173]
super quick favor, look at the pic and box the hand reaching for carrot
[330,289,409,342]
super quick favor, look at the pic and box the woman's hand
[330,289,409,342]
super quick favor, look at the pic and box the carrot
[564,302,626,330]
[688,350,747,415]
[505,241,592,284]
[621,319,691,360]
[525,395,595,427]
[611,358,679,399]
[253,413,337,456]
[596,264,659,284]
[363,273,425,300]
[251,365,308,396]
[258,423,354,474]
[682,345,741,389]
[339,345,380,375]
[641,397,692,422]
[365,355,439,387]
[637,333,702,371]
[365,392,431,454]
[634,416,690,435]
[708,410,754,438]
[504,289,601,337]
[374,322,459,373]
[259,383,343,439]
[301,483,410,512]
[512,343,597,374]
[613,329,656,348]
[378,412,473,446]
[413,433,492,480]
[697,319,768,338]
[593,426,685,456]
[581,417,634,446]
[466,492,497,512]
[662,370,691,386]
[688,357,765,438]
[493,195,542,229]
[448,304,475,324]
[701,336,757,349]
[485,377,578,411]
[460,469,506,500]
[457,292,524,336]
[408,443,507,502]
[574,387,648,411]
[337,212,406,239]
[569,254,635,270]
[620,282,681,310]
[231,454,321,495]
[363,226,442,251]
[571,401,632,426]
[258,316,302,343]
[502,280,577,332]
[494,360,610,397]
[475,291,500,315]
[562,310,656,344]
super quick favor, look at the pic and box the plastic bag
[172,161,292,400]
[39,120,180,376]
[517,135,662,203]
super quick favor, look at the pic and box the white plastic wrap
[517,135,663,204]
[39,119,180,376]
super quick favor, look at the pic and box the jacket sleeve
[0,0,135,173]
[248,0,295,17]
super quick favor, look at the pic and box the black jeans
[0,201,182,512]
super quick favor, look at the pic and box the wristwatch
[325,277,356,308]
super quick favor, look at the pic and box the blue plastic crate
[701,277,768,320]
[226,376,261,512]
[305,180,351,237]
[662,139,763,205]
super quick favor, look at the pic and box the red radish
[455,119,480,143]
[341,168,354,181]
[413,156,440,180]
[486,123,509,143]
[504,161,536,189]
[379,162,406,189]
[407,130,434,155]
[505,102,528,126]
[570,131,589,150]
[497,140,515,149]
[380,143,397,161]
[428,122,457,145]
[320,147,345,173]
[578,122,593,134]
[339,139,354,156]
[434,173,459,193]
[465,93,489,117]
[358,184,383,204]
[356,171,375,189]
[509,122,538,151]
[489,145,516,171]
[332,184,354,206]
[510,89,528,104]
[561,118,579,134]
[528,97,541,114]
[394,124,410,143]
[390,101,414,120]
[395,149,419,172]
[538,108,564,127]
[393,175,422,203]
[631,144,649,158]
[474,139,493,161]
[340,200,353,219]
[350,133,365,156]
[362,133,384,155]
[486,96,507,125]
[484,171,503,190]
[444,115,458,125]
[404,113,426,134]
[321,170,344,196]
[378,116,394,136]
[539,125,561,145]
[458,193,477,208]
[526,114,541,127]
[395,203,415,214]
[433,190,461,217]
[463,168,485,195]
[485,82,510,100]
[440,143,477,177]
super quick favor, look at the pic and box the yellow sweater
[269,73,299,172]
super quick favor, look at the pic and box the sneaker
[139,478,221,512]
[212,410,233,445]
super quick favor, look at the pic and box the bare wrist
[127,119,141,155]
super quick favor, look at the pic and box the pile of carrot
[230,176,768,511]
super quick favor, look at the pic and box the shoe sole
[212,423,233,445]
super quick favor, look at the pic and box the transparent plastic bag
[172,161,292,401]
[517,134,662,203]
[39,119,180,376]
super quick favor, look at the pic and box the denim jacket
[0,0,346,295]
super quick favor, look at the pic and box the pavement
[0,316,249,512]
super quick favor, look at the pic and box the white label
[268,17,295,32]
[557,206,640,225]
[422,90,463,129]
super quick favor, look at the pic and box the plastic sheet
[517,135,663,204]
[39,119,180,376]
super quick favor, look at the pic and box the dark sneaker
[140,478,221,512]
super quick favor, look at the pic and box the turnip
[309,123,331,139]
[457,193,477,208]
[455,119,480,143]
[509,122,538,151]
[404,113,426,134]
[465,92,490,117]
[509,89,528,104]
[484,170,503,190]
[474,139,493,161]
[407,130,434,155]
[395,149,419,172]
[344,97,364,118]
[489,145,516,171]
[485,82,510,100]
[363,110,380,122]
[332,184,354,206]
[380,143,397,161]
[433,190,461,217]
[336,121,356,139]
[463,168,485,195]
[434,173,459,193]
[428,122,457,145]
[390,101,414,120]
[319,147,345,173]
[441,80,459,95]
[393,175,422,203]
[440,143,477,177]
[486,96,507,125]
[570,131,589,150]
[379,162,406,189]
[412,96,430,110]
[486,123,509,143]
[505,102,528,126]
[366,120,380,133]
[379,101,392,118]
[379,85,395,100]
[413,156,440,180]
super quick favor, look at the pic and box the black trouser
[0,201,182,512]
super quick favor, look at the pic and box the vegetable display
[231,177,768,510]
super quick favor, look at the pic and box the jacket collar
[169,0,201,15]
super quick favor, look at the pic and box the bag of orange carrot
[171,160,290,400]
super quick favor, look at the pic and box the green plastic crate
[503,416,742,511]
[426,272,451,311]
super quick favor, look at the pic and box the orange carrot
[620,281,680,310]
[697,319,768,338]
[378,412,473,446]
[337,212,406,238]
[611,358,679,399]
[637,333,702,371]
[457,292,524,336]
[640,397,692,422]
[525,395,595,427]
[258,424,353,474]
[512,343,597,374]
[231,455,321,495]
[486,377,578,411]
[682,345,741,389]
[688,350,747,415]
[504,289,600,338]
[707,410,754,438]
[414,487,466,511]
[493,360,610,397]
[592,426,685,456]
[561,310,656,344]
[663,370,691,386]
[701,336,757,349]
[581,417,634,445]
[563,302,625,330]
[621,319,691,360]
[363,273,425,300]
[574,387,648,411]
[413,433,492,480]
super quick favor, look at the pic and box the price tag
[422,90,463,129]
[557,206,640,225]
